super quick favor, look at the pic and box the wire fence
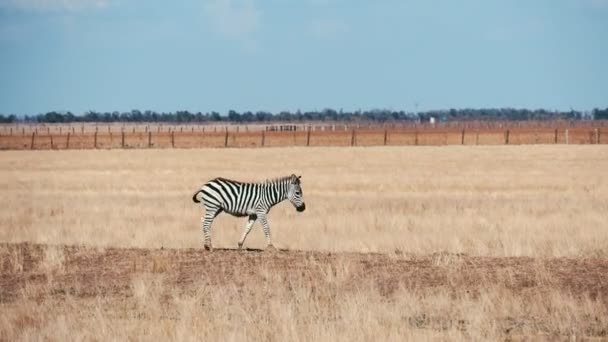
[0,125,605,150]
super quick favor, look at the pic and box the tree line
[0,107,607,124]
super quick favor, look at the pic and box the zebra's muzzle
[296,203,306,212]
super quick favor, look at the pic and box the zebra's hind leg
[202,207,221,251]
[238,214,257,250]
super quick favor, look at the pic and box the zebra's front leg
[238,214,257,249]
[257,213,275,250]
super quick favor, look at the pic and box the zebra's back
[199,178,262,216]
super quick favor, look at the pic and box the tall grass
[0,146,607,256]
[1,243,607,341]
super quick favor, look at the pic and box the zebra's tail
[192,190,203,203]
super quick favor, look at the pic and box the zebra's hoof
[238,243,243,250]
[266,245,277,252]
[204,245,213,252]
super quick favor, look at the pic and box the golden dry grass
[1,145,608,340]
[1,146,607,256]
[2,242,607,341]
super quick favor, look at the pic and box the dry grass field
[1,146,608,340]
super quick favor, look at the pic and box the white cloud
[0,0,109,11]
[203,0,261,42]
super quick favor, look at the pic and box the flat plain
[1,146,607,340]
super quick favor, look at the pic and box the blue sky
[0,0,607,115]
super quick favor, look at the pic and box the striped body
[192,174,305,250]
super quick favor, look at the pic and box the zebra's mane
[263,175,295,185]
[216,175,296,185]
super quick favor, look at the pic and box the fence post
[224,130,229,147]
[383,129,388,145]
[596,128,600,144]
[66,132,71,149]
[121,131,125,148]
[505,129,510,145]
[554,129,558,144]
[476,131,479,145]
[566,129,569,145]
[31,132,35,149]
[414,131,418,146]
[461,129,465,145]
[351,129,356,146]
[50,135,54,149]
[148,131,152,148]
[171,131,175,148]
[94,132,98,149]
[306,129,311,146]
[261,131,265,147]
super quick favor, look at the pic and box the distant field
[0,122,606,149]
[1,145,607,340]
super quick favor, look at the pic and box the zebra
[192,174,306,251]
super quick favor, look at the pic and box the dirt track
[2,242,607,306]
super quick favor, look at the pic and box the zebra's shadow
[211,247,285,253]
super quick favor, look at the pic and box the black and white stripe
[192,174,306,250]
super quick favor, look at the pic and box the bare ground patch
[1,242,607,340]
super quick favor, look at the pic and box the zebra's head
[287,174,306,212]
